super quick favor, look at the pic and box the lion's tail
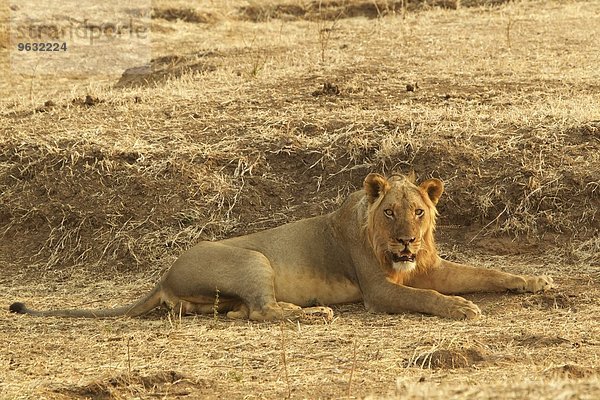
[9,285,163,318]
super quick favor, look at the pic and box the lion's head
[363,173,443,281]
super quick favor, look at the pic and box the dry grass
[2,255,599,399]
[1,0,599,398]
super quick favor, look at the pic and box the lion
[9,173,553,320]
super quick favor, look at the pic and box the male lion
[10,173,553,320]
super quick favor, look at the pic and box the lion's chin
[386,250,417,272]
[388,251,417,272]
[392,260,416,272]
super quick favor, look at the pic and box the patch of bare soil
[115,53,218,88]
[514,334,571,347]
[312,82,342,97]
[545,364,600,379]
[408,346,486,369]
[239,0,478,22]
[53,370,214,399]
[71,95,104,107]
[522,292,577,311]
[152,8,218,24]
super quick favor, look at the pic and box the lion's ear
[364,173,390,203]
[419,178,444,205]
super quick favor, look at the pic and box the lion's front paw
[442,296,482,320]
[525,275,554,293]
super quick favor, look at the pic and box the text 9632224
[17,42,68,52]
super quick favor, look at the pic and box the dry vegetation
[0,0,599,398]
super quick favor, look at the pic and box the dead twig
[280,322,291,399]
[347,338,358,398]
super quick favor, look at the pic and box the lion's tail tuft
[9,302,28,314]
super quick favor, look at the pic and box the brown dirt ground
[1,0,599,398]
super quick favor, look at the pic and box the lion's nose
[396,237,416,246]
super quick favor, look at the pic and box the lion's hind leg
[226,303,249,319]
[169,243,329,321]
[247,302,304,321]
[193,245,303,321]
[226,302,303,321]
[246,302,334,322]
[227,302,333,322]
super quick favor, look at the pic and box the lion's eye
[384,209,394,217]
[415,209,425,217]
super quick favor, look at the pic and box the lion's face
[364,173,443,273]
